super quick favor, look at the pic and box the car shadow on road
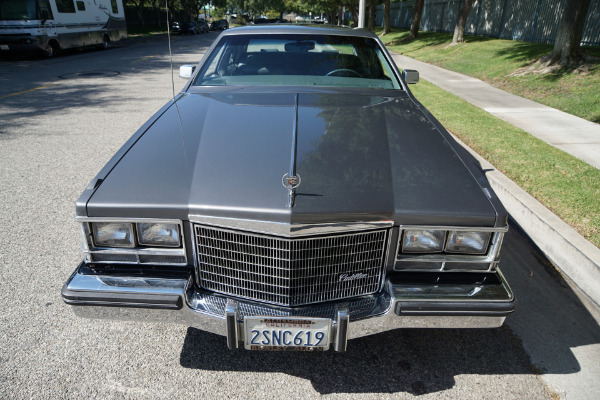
[179,226,600,396]
[180,324,531,395]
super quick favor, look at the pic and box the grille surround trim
[193,224,389,307]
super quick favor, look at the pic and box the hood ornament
[282,173,301,208]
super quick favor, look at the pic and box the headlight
[92,222,135,248]
[445,231,491,254]
[137,223,181,247]
[402,229,445,253]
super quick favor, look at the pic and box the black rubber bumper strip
[395,299,516,317]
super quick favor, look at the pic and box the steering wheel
[325,68,362,77]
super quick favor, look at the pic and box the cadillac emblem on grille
[194,225,388,306]
[339,273,369,282]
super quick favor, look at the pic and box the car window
[193,34,401,90]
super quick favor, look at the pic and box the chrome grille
[194,225,388,306]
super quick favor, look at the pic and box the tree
[545,0,592,66]
[367,0,376,31]
[127,0,147,27]
[381,0,390,35]
[348,1,358,27]
[407,0,424,40]
[450,0,473,45]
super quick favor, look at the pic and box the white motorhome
[0,0,127,57]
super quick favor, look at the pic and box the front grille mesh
[194,225,388,306]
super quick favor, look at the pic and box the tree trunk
[546,0,592,65]
[130,0,147,28]
[338,5,343,26]
[350,2,358,27]
[408,0,424,40]
[451,0,474,44]
[368,0,376,31]
[382,0,391,35]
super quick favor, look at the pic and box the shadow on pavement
[0,34,215,135]
[179,226,600,395]
[180,324,530,395]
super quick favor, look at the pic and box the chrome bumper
[62,263,515,351]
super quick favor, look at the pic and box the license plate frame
[244,316,331,351]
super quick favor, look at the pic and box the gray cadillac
[62,25,515,352]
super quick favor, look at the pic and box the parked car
[62,25,515,352]
[197,19,209,33]
[180,21,201,35]
[171,21,181,33]
[210,19,229,30]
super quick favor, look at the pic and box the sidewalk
[389,53,600,310]
[391,54,600,169]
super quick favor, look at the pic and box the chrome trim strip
[398,225,509,233]
[76,217,185,224]
[188,215,394,237]
[286,93,300,208]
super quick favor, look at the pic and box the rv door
[38,0,56,37]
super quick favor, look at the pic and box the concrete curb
[452,134,600,308]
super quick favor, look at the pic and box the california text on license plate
[244,317,331,351]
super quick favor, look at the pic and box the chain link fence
[376,0,600,46]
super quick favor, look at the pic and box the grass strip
[409,80,600,247]
[126,27,168,37]
[378,28,600,123]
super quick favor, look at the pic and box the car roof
[220,24,379,39]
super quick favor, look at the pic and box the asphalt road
[1,32,599,399]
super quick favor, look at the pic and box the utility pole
[358,0,366,28]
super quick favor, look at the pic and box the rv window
[38,0,53,20]
[0,0,36,20]
[111,0,118,13]
[56,0,75,13]
[76,1,84,11]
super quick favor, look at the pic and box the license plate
[244,317,331,351]
[1,45,9,50]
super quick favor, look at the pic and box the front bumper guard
[62,263,515,351]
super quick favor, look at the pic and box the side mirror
[41,10,49,24]
[402,69,419,84]
[179,65,196,79]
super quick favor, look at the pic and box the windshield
[0,0,51,20]
[193,34,401,90]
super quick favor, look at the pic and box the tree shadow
[493,41,550,65]
[384,29,452,51]
[492,41,600,78]
[179,225,600,395]
[0,34,213,136]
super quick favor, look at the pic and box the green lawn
[126,27,168,36]
[408,80,600,247]
[378,29,600,123]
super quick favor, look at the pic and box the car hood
[86,88,500,227]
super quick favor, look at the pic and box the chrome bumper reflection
[62,263,515,350]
